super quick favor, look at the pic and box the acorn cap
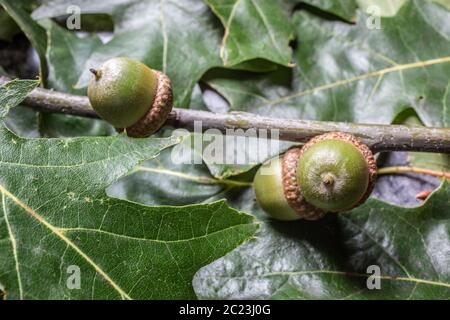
[125,71,173,137]
[281,148,326,220]
[297,132,377,212]
[88,57,173,138]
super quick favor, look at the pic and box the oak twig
[377,166,450,179]
[1,76,450,154]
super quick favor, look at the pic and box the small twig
[1,76,450,154]
[377,166,450,179]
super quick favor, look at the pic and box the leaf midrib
[58,219,256,244]
[206,270,450,289]
[267,56,450,106]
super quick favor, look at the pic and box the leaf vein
[0,183,132,300]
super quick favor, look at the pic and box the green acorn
[297,132,377,212]
[254,132,377,220]
[254,148,325,221]
[88,57,172,137]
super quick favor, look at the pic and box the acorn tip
[89,68,100,80]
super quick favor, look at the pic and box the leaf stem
[377,166,450,179]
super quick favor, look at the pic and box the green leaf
[357,0,450,17]
[299,0,358,21]
[0,0,48,82]
[41,22,114,137]
[407,153,450,173]
[4,106,40,138]
[0,79,40,118]
[199,133,295,179]
[194,181,450,299]
[434,0,450,10]
[205,1,450,127]
[0,78,42,138]
[38,113,116,138]
[32,0,296,105]
[356,0,406,16]
[205,0,294,67]
[0,80,258,299]
[108,146,227,206]
[107,130,262,206]
[46,22,102,95]
[153,131,296,180]
[0,8,20,41]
